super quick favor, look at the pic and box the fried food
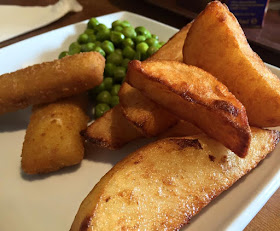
[119,82,177,137]
[21,95,89,174]
[147,22,192,62]
[118,24,192,137]
[70,127,279,231]
[183,1,280,127]
[160,120,202,138]
[82,105,142,149]
[126,60,251,157]
[0,52,105,115]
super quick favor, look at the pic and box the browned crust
[148,22,193,62]
[0,52,105,114]
[126,60,251,157]
[118,82,178,137]
[82,105,143,149]
[71,128,279,231]
[169,138,202,150]
[183,1,280,127]
[81,130,117,150]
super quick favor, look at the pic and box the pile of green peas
[59,18,165,119]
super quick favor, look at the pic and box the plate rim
[0,10,279,231]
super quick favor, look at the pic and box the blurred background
[0,0,279,66]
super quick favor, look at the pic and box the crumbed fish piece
[0,52,104,114]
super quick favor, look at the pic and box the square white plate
[0,11,279,231]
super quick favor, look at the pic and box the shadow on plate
[20,162,82,181]
[84,137,154,166]
[0,107,31,132]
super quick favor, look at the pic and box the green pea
[106,52,123,65]
[114,66,126,82]
[152,34,159,40]
[95,103,110,118]
[104,63,116,76]
[122,38,134,48]
[94,46,106,56]
[122,58,130,69]
[136,42,149,55]
[159,41,165,47]
[96,29,110,41]
[68,47,81,55]
[95,41,102,47]
[59,51,68,59]
[87,17,99,29]
[101,40,115,54]
[147,46,159,57]
[91,82,106,96]
[103,77,114,90]
[84,29,94,35]
[111,84,121,96]
[133,51,141,60]
[96,90,111,104]
[122,27,136,39]
[88,34,96,43]
[81,42,96,52]
[114,25,123,32]
[112,20,122,28]
[110,31,125,45]
[110,95,119,107]
[78,33,89,44]
[123,46,136,59]
[135,26,151,38]
[134,35,146,44]
[115,49,122,55]
[69,42,80,50]
[120,20,131,28]
[145,38,159,47]
[96,23,108,32]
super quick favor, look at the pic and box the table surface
[0,0,279,230]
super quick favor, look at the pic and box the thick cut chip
[118,23,192,137]
[183,1,280,127]
[21,95,89,174]
[82,105,142,149]
[119,82,178,137]
[70,127,279,231]
[126,60,251,157]
[147,22,192,62]
[160,120,202,138]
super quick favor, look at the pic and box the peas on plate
[59,17,163,118]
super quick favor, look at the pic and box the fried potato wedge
[126,60,251,157]
[183,1,280,127]
[70,127,279,231]
[82,105,142,149]
[147,22,192,62]
[119,82,177,137]
[160,120,202,138]
[21,95,89,174]
[118,23,192,137]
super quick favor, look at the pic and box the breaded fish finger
[0,52,105,114]
[21,95,89,174]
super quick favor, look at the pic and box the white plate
[0,11,279,231]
